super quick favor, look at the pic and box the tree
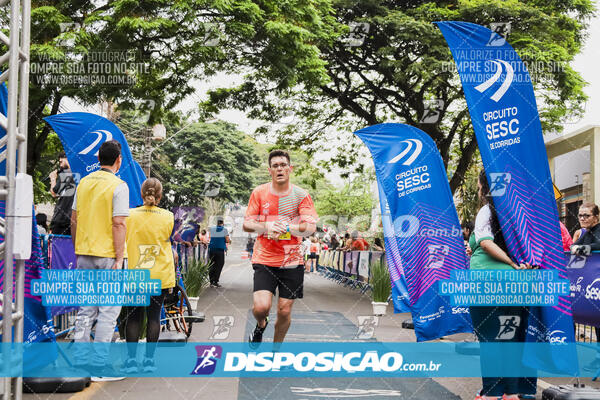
[202,0,594,192]
[0,0,337,194]
[153,121,259,208]
[314,170,376,232]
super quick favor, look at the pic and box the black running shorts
[252,264,304,299]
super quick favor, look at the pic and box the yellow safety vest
[75,170,127,258]
[126,205,176,289]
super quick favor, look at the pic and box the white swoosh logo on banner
[474,59,514,102]
[387,139,423,166]
[78,130,113,156]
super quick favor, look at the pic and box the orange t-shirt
[352,238,369,251]
[245,183,318,267]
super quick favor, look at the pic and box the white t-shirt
[474,204,494,243]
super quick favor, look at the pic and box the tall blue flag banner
[355,123,472,341]
[437,21,576,374]
[0,82,8,175]
[376,177,411,313]
[44,112,146,208]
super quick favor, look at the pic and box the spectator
[570,203,600,372]
[372,237,384,252]
[246,235,256,258]
[70,140,129,381]
[571,203,600,255]
[322,229,331,246]
[351,231,369,251]
[123,178,175,373]
[36,213,48,235]
[469,170,536,400]
[461,220,474,241]
[330,234,340,250]
[208,218,231,288]
[462,221,474,257]
[197,229,210,260]
[302,236,312,260]
[49,152,76,235]
[306,236,320,273]
[340,233,352,251]
[559,221,573,252]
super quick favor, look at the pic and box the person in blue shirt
[208,218,231,288]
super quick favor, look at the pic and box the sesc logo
[475,59,514,102]
[546,330,567,345]
[451,307,469,315]
[570,276,584,296]
[387,139,423,166]
[585,278,600,301]
[78,130,113,156]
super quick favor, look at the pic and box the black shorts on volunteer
[253,264,304,299]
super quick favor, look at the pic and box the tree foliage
[0,0,337,180]
[314,170,376,232]
[153,121,259,208]
[202,0,595,192]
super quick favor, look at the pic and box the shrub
[184,258,212,297]
[370,259,391,303]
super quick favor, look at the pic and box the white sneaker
[91,366,125,382]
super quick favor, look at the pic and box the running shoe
[142,357,157,373]
[120,358,138,374]
[474,390,498,400]
[248,317,269,348]
[91,366,125,382]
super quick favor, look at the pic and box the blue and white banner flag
[376,177,411,313]
[44,112,146,207]
[437,21,576,374]
[0,82,8,175]
[355,123,472,341]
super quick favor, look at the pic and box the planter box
[371,301,388,316]
[188,296,199,311]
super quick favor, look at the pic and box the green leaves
[152,121,260,208]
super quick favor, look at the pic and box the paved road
[24,240,599,399]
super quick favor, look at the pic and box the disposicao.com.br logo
[222,351,441,373]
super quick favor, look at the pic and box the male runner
[243,150,317,346]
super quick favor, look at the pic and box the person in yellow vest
[70,140,129,381]
[122,178,176,373]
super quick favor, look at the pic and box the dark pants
[469,305,537,397]
[209,249,226,284]
[124,289,168,358]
